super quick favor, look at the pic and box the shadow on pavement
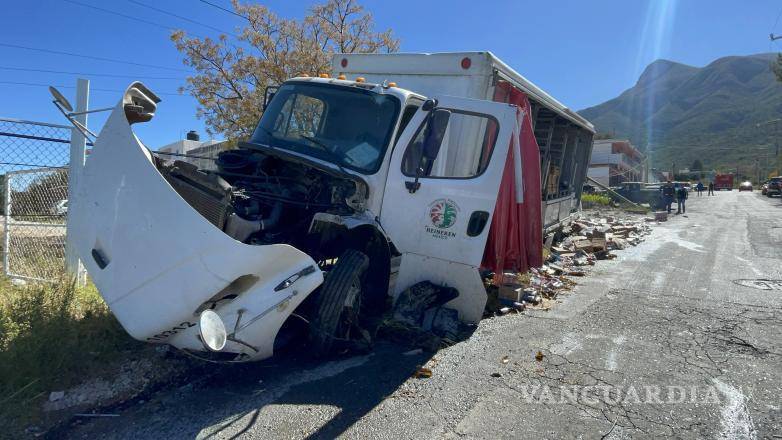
[189,342,439,439]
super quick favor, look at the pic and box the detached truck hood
[70,83,323,361]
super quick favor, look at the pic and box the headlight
[198,310,227,351]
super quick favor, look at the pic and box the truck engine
[156,145,367,257]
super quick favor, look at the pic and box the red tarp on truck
[482,82,543,278]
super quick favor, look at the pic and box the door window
[401,111,499,178]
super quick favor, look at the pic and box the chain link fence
[1,117,80,282]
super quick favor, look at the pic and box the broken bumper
[70,84,323,361]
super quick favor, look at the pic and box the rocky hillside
[579,53,782,174]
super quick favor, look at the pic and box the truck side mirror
[422,109,451,161]
[263,86,279,111]
[407,108,451,194]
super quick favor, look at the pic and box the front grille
[162,160,233,229]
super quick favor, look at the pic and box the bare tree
[171,0,399,139]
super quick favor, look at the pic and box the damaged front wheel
[309,249,369,356]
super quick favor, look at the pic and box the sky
[1,0,782,149]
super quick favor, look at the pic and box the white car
[52,199,68,215]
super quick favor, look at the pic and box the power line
[198,0,247,20]
[0,66,183,80]
[128,0,238,38]
[64,0,182,33]
[63,0,244,53]
[0,43,192,73]
[0,81,186,97]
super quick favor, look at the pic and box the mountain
[578,53,782,176]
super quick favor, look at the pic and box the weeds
[0,277,141,431]
[581,193,612,206]
[582,193,650,213]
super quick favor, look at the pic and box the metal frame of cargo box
[489,65,595,232]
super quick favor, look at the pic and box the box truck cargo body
[332,52,596,231]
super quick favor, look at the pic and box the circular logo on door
[429,199,459,229]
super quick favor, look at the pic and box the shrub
[581,193,612,206]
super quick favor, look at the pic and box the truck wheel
[309,249,369,357]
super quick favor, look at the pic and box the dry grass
[0,276,142,433]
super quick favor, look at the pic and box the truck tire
[309,249,369,357]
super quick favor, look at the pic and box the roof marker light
[319,73,330,78]
[337,74,346,80]
[341,58,348,68]
[461,57,472,69]
[355,77,365,83]
[387,82,397,87]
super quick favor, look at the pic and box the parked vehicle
[714,173,734,191]
[51,199,68,215]
[766,177,782,197]
[614,181,663,209]
[673,181,691,191]
[67,52,596,362]
[738,181,753,192]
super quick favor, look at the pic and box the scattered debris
[413,366,432,379]
[500,356,510,364]
[379,281,471,352]
[490,372,502,378]
[393,281,459,327]
[403,348,424,356]
[535,351,545,362]
[485,210,652,316]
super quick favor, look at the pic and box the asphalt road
[63,190,782,439]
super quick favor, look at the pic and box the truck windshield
[250,82,400,174]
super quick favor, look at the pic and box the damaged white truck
[67,52,594,362]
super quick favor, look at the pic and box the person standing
[676,184,688,214]
[662,180,675,213]
[696,180,704,197]
[708,181,715,196]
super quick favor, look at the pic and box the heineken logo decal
[426,198,459,239]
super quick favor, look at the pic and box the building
[587,139,645,187]
[158,130,228,171]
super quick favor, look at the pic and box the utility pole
[755,158,760,184]
[65,78,88,283]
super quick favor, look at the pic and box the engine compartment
[156,144,367,255]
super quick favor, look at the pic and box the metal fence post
[65,78,89,278]
[2,173,10,277]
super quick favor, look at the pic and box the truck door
[380,96,516,267]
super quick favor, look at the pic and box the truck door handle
[467,211,490,237]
